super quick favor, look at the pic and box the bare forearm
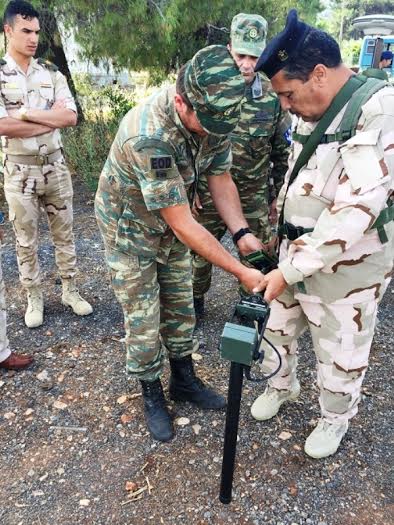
[24,108,76,128]
[208,173,248,234]
[173,215,246,278]
[0,117,52,138]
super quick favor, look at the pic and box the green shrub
[62,82,136,190]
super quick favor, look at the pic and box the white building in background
[58,23,132,87]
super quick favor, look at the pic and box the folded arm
[0,116,52,138]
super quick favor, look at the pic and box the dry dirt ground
[0,178,392,525]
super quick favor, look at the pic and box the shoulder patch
[37,58,58,72]
[133,137,175,156]
[150,155,172,171]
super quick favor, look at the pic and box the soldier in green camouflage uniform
[95,45,266,442]
[192,13,291,316]
[0,1,92,329]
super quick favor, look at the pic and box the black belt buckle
[284,222,303,241]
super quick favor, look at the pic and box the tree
[58,0,323,75]
[1,0,324,79]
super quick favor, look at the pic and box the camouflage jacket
[0,53,76,155]
[197,73,291,218]
[278,85,394,303]
[95,85,232,263]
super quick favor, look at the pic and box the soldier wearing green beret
[95,45,266,442]
[192,13,291,320]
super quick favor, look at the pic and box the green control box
[220,322,257,366]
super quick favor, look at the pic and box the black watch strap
[232,227,251,244]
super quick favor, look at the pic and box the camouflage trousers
[0,246,11,363]
[192,211,271,298]
[106,240,197,381]
[260,283,388,422]
[4,159,77,289]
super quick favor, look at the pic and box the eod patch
[150,155,175,179]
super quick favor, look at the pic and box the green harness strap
[372,200,394,244]
[292,76,387,145]
[286,75,392,244]
[278,75,368,235]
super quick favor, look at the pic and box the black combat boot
[169,356,226,409]
[193,296,204,319]
[140,379,174,442]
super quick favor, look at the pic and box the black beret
[255,9,311,79]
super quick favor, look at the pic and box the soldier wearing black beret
[251,10,394,459]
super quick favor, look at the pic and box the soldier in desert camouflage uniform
[192,13,291,318]
[0,1,92,328]
[251,10,394,458]
[95,45,266,442]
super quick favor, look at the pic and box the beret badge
[277,49,288,61]
[249,27,258,39]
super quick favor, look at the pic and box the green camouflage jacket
[95,85,232,263]
[197,73,291,218]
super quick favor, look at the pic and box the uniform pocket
[333,332,370,373]
[39,86,54,107]
[311,145,341,203]
[2,88,23,105]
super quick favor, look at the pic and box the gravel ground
[0,178,392,525]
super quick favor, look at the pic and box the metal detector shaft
[219,361,244,504]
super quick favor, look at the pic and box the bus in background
[353,14,394,78]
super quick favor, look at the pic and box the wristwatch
[19,107,29,121]
[232,227,252,244]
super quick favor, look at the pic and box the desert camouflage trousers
[192,212,271,298]
[105,240,197,381]
[260,281,390,422]
[4,159,76,288]
[0,246,11,363]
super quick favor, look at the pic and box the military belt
[4,149,63,166]
[280,204,393,243]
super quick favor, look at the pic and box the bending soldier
[95,46,265,442]
[252,10,394,458]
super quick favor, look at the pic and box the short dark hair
[3,0,39,27]
[176,63,194,111]
[282,29,342,82]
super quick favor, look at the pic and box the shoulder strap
[37,58,58,72]
[287,75,367,189]
[361,68,389,81]
[337,77,387,141]
[278,75,368,232]
[291,76,387,146]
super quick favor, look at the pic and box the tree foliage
[0,0,323,75]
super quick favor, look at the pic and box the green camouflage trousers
[259,283,389,422]
[4,159,77,288]
[0,246,11,363]
[192,212,271,298]
[106,240,197,381]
